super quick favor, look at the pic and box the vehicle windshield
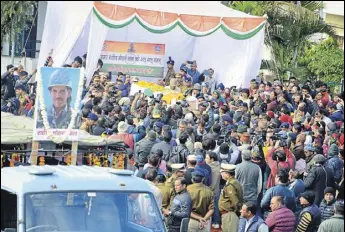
[25,191,165,232]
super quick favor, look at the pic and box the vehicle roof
[1,165,152,195]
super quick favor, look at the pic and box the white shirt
[295,159,307,175]
[322,116,332,126]
[137,181,163,222]
[146,180,163,209]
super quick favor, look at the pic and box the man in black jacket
[162,177,192,232]
[166,132,190,164]
[320,187,336,222]
[304,154,336,206]
[1,65,16,102]
[151,130,173,159]
[134,130,157,168]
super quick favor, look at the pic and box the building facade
[323,1,344,50]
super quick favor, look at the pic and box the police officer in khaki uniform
[164,57,175,86]
[156,174,174,211]
[187,169,214,232]
[218,163,243,232]
[166,163,186,190]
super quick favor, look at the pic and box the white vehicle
[1,165,166,232]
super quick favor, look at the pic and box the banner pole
[31,141,40,165]
[71,141,78,165]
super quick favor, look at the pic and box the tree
[228,1,265,16]
[299,38,344,83]
[261,40,311,80]
[226,1,335,80]
[1,1,37,42]
[269,1,335,67]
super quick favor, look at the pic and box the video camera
[1,98,20,115]
[218,128,232,145]
[156,93,163,102]
[107,86,118,97]
[250,131,266,148]
[108,96,117,104]
[271,133,288,147]
[176,100,189,108]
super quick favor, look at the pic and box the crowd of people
[1,55,344,232]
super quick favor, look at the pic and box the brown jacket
[164,68,175,86]
[187,183,214,217]
[218,178,243,212]
[157,183,174,210]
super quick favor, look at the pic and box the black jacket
[304,164,336,206]
[320,199,336,222]
[150,141,172,160]
[134,139,157,167]
[167,189,192,230]
[184,168,195,185]
[1,71,16,100]
[165,144,190,164]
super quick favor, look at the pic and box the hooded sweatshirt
[208,161,221,195]
[325,144,343,183]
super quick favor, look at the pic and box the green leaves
[227,1,337,81]
[230,1,266,16]
[300,38,344,83]
[1,1,37,42]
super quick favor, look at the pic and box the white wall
[2,35,10,56]
[323,1,344,16]
[36,1,47,58]
[1,56,37,75]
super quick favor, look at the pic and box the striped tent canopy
[94,1,266,38]
[38,1,266,89]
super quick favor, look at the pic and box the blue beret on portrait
[48,69,72,90]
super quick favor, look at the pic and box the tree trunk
[293,44,299,68]
[11,22,15,64]
[11,40,15,65]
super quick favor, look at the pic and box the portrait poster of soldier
[34,67,82,141]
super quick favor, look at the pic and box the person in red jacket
[265,196,296,232]
[266,141,296,189]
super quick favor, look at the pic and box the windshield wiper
[87,197,93,216]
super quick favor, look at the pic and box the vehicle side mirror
[180,218,189,232]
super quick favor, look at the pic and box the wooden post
[71,141,78,165]
[31,141,40,165]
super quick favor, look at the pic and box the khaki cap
[187,155,197,161]
[171,163,186,171]
[220,163,236,173]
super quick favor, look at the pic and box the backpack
[168,145,189,164]
[135,140,153,166]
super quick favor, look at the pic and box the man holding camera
[265,141,296,189]
[180,60,201,85]
[1,65,16,103]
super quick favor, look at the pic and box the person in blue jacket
[180,61,201,85]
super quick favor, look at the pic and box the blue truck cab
[1,165,166,232]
